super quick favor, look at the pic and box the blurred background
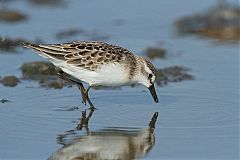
[0,0,239,159]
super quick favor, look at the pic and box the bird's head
[135,57,159,103]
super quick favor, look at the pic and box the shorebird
[23,41,159,109]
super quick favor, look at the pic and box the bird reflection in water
[48,110,158,160]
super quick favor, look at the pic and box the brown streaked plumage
[24,41,137,75]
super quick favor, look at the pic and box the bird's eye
[148,74,153,79]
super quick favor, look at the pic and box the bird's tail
[23,43,69,61]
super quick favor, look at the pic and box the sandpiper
[23,41,159,109]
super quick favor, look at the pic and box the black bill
[148,84,159,103]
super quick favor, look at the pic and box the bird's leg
[57,70,86,104]
[82,86,95,110]
[57,70,75,84]
[57,70,95,109]
[76,83,87,105]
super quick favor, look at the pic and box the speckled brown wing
[64,41,137,71]
[24,41,137,72]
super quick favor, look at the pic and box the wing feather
[23,41,136,71]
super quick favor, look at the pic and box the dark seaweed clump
[175,1,240,42]
[145,47,167,59]
[0,37,30,53]
[21,61,57,79]
[21,61,72,89]
[28,0,66,7]
[0,9,27,23]
[39,78,68,89]
[0,75,20,87]
[155,66,194,86]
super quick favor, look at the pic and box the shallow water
[0,0,239,159]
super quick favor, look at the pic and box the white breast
[91,63,130,86]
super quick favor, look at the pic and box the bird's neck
[130,56,145,83]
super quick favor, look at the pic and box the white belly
[55,62,130,86]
